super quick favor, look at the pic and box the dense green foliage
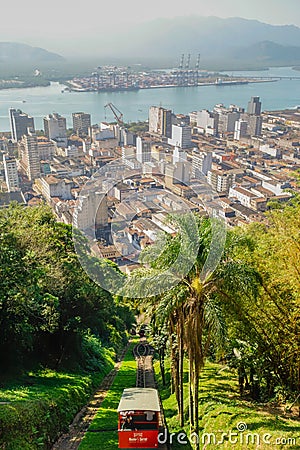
[126,121,149,133]
[0,204,135,373]
[224,201,300,402]
[1,199,299,449]
[0,204,136,448]
[137,207,299,447]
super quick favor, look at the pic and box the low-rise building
[34,175,73,202]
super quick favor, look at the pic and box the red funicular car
[118,388,160,448]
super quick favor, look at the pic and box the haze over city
[1,0,300,57]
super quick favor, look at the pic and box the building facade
[35,175,73,202]
[9,108,35,142]
[72,112,91,135]
[149,106,172,138]
[168,124,192,148]
[247,96,262,115]
[234,119,248,140]
[3,154,19,191]
[18,131,41,181]
[196,110,219,135]
[44,113,67,145]
[136,136,151,163]
[73,191,108,230]
[192,151,212,177]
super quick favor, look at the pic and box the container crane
[104,102,124,126]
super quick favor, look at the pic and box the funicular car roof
[117,388,160,412]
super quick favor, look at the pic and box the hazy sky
[2,0,300,55]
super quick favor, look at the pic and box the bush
[81,332,115,372]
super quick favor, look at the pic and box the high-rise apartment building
[149,106,172,138]
[44,113,67,145]
[73,191,108,230]
[173,146,187,164]
[247,114,263,136]
[247,96,262,115]
[72,112,91,135]
[196,110,219,135]
[207,170,235,193]
[3,154,19,191]
[168,124,192,148]
[234,119,248,140]
[192,151,213,177]
[19,130,40,181]
[37,137,56,160]
[165,162,190,188]
[213,104,244,134]
[9,108,35,142]
[136,136,151,163]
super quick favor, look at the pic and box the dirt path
[51,344,130,450]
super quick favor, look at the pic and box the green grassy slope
[155,360,299,450]
[79,339,138,450]
[0,367,113,450]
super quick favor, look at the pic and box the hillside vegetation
[0,204,135,448]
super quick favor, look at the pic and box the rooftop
[117,388,160,412]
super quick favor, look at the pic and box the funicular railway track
[52,338,169,449]
[133,339,169,449]
[133,340,156,388]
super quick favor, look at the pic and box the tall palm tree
[123,215,259,449]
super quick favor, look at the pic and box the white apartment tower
[196,110,219,135]
[3,154,19,191]
[44,113,67,145]
[234,120,248,140]
[73,191,108,230]
[192,151,213,177]
[173,146,187,164]
[136,136,151,163]
[168,124,192,148]
[19,131,41,181]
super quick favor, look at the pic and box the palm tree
[123,215,259,448]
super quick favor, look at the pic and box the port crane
[104,102,124,126]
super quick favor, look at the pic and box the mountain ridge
[2,17,300,70]
[93,16,300,67]
[0,42,65,64]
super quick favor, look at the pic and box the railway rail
[133,340,169,449]
[52,339,169,449]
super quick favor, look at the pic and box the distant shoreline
[0,80,51,91]
[0,65,297,92]
[64,78,277,93]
